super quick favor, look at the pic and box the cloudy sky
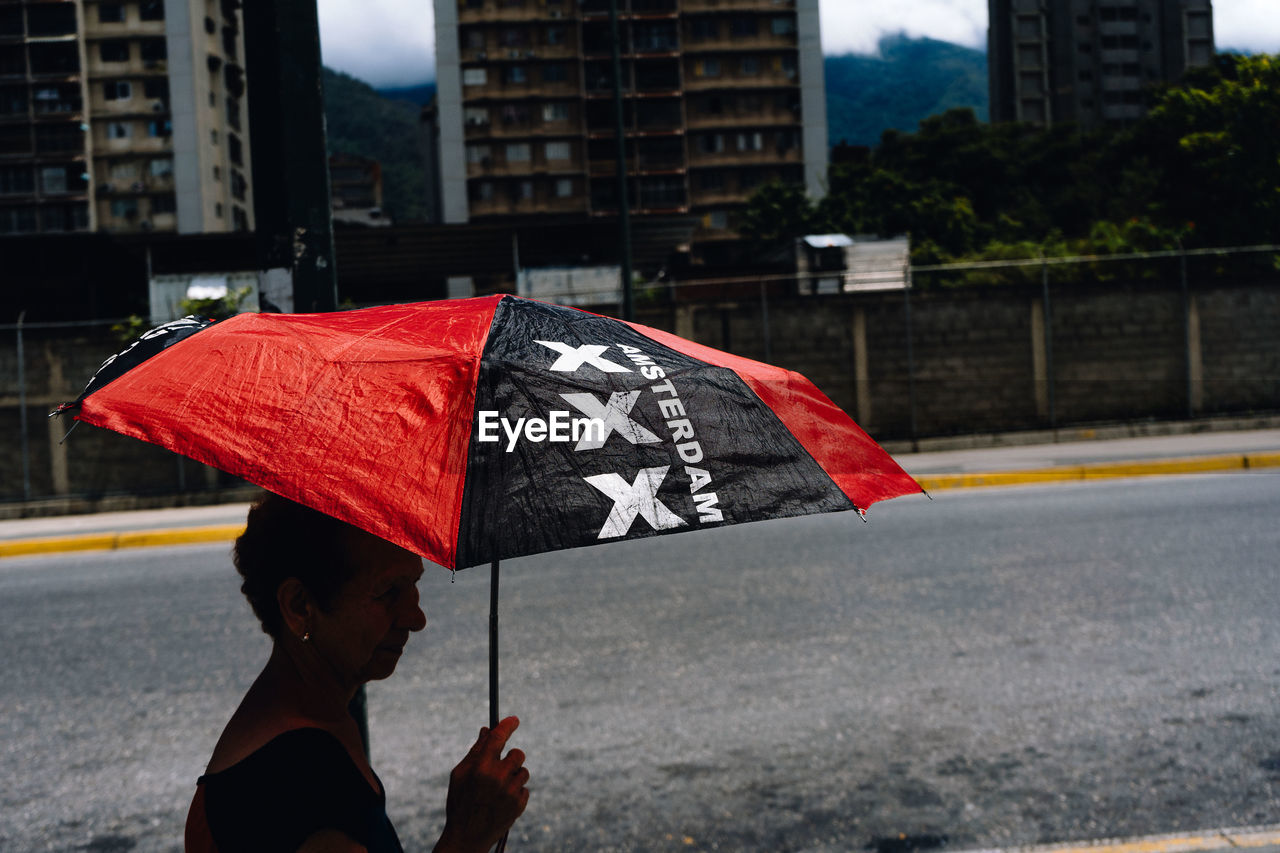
[316,0,1280,88]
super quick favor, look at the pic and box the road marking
[954,826,1280,853]
[915,452,1280,493]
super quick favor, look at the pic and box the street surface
[1,471,1278,851]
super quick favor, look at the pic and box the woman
[185,493,530,852]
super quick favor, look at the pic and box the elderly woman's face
[311,527,427,687]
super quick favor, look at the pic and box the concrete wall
[3,276,1277,505]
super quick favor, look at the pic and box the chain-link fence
[5,245,1278,507]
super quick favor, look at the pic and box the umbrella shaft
[489,559,500,729]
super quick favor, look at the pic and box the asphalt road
[1,471,1278,852]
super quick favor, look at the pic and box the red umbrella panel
[64,295,921,570]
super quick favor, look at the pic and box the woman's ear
[277,577,313,640]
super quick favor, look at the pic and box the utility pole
[608,0,635,321]
[243,0,338,314]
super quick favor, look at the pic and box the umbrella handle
[490,560,510,853]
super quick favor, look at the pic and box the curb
[952,825,1280,853]
[914,451,1280,493]
[2,452,1277,560]
[0,524,244,559]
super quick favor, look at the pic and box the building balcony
[681,0,795,11]
[580,0,678,16]
[462,78,581,101]
[462,43,580,63]
[683,70,798,91]
[687,146,801,168]
[682,32,797,53]
[685,108,798,129]
[458,2,574,24]
[587,156,686,177]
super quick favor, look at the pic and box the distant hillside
[320,36,988,222]
[825,34,988,147]
[321,68,429,223]
[376,82,437,106]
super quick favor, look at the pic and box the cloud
[313,0,1277,88]
[819,0,986,55]
[316,0,435,88]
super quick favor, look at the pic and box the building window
[212,165,221,181]
[110,161,140,181]
[730,17,757,37]
[110,198,140,219]
[233,205,249,231]
[463,68,487,86]
[107,121,132,139]
[215,202,224,218]
[465,107,490,127]
[152,194,177,214]
[517,180,533,201]
[150,157,174,178]
[0,166,34,194]
[104,81,133,101]
[140,38,167,63]
[695,58,720,78]
[40,165,69,193]
[706,210,728,229]
[101,41,131,63]
[739,56,760,75]
[690,18,717,40]
[467,144,491,164]
[231,170,247,201]
[545,141,570,161]
[546,26,566,45]
[99,4,126,23]
[770,17,796,36]
[542,64,568,83]
[228,134,243,165]
[147,118,171,137]
[503,66,528,84]
[140,1,165,21]
[737,132,763,152]
[697,133,725,154]
[555,178,573,198]
[505,143,531,162]
[0,207,38,234]
[144,78,169,100]
[542,102,569,122]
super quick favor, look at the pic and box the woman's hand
[435,716,530,853]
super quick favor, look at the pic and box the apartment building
[988,0,1214,128]
[433,0,826,249]
[0,0,252,235]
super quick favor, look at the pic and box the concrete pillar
[1030,298,1049,419]
[852,307,871,426]
[1188,294,1203,413]
[45,346,70,496]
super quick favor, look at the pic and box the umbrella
[56,294,921,813]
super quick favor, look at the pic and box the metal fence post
[903,279,918,445]
[1041,258,1056,429]
[759,278,772,363]
[16,312,31,502]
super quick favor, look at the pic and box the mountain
[824,34,988,148]
[321,68,431,223]
[319,36,988,222]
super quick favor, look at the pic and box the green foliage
[824,35,988,148]
[321,69,433,223]
[743,52,1279,283]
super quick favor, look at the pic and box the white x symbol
[583,466,687,539]
[535,341,631,373]
[560,391,660,451]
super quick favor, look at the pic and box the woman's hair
[233,492,364,638]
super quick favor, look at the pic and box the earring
[301,631,311,643]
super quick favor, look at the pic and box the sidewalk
[2,427,1278,559]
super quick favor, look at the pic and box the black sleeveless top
[198,727,403,853]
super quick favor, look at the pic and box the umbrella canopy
[62,295,920,568]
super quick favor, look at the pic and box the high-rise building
[433,0,827,253]
[0,0,252,236]
[988,0,1214,128]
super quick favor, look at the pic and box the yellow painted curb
[915,452,1277,493]
[0,524,244,559]
[960,826,1280,853]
